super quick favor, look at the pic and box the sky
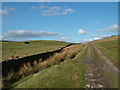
[1,2,118,43]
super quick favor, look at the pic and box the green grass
[10,45,88,88]
[90,44,118,88]
[90,44,107,64]
[2,40,69,60]
[94,39,118,65]
[103,72,118,88]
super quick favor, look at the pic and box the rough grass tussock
[2,43,87,88]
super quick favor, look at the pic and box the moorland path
[93,45,119,74]
[85,44,107,88]
[85,44,118,88]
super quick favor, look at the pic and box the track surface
[85,44,118,88]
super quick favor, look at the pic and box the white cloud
[99,35,108,38]
[83,39,92,42]
[98,24,118,32]
[49,7,61,10]
[54,36,71,42]
[91,34,97,37]
[52,22,61,26]
[42,11,61,16]
[39,5,48,9]
[94,21,99,24]
[91,34,108,38]
[78,29,87,34]
[62,8,74,15]
[31,5,74,16]
[3,30,60,40]
[4,6,16,11]
[93,37,100,40]
[0,7,16,17]
[79,39,92,43]
[79,37,101,43]
[30,7,37,10]
[0,9,10,17]
[60,37,71,41]
[42,8,74,16]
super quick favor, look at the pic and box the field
[2,40,69,60]
[91,35,119,66]
[2,43,87,88]
[90,44,118,88]
[10,46,88,88]
[2,35,119,89]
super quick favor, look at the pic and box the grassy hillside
[91,35,119,66]
[10,45,88,88]
[2,40,69,60]
[3,43,87,88]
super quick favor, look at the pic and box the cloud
[78,39,92,43]
[39,5,48,9]
[0,7,16,17]
[91,34,108,38]
[3,30,60,40]
[53,36,71,42]
[83,39,92,42]
[93,37,100,40]
[62,8,74,15]
[49,7,61,10]
[99,35,108,38]
[91,34,97,37]
[42,10,61,16]
[30,7,37,10]
[79,37,100,43]
[94,21,99,24]
[98,24,118,32]
[0,9,10,17]
[31,5,74,16]
[60,37,71,41]
[42,8,74,16]
[4,6,16,11]
[78,29,87,34]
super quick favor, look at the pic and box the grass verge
[103,72,118,88]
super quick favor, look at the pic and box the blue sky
[1,2,118,43]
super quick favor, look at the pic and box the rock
[91,86,94,88]
[89,73,94,76]
[91,79,96,82]
[86,84,90,88]
[98,84,104,88]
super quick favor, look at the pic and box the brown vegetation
[91,35,119,43]
[2,43,87,88]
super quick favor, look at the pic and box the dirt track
[85,44,118,88]
[94,45,119,73]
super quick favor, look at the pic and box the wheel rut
[93,45,119,74]
[85,45,107,88]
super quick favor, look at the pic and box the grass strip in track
[94,39,118,65]
[91,44,118,88]
[103,72,118,88]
